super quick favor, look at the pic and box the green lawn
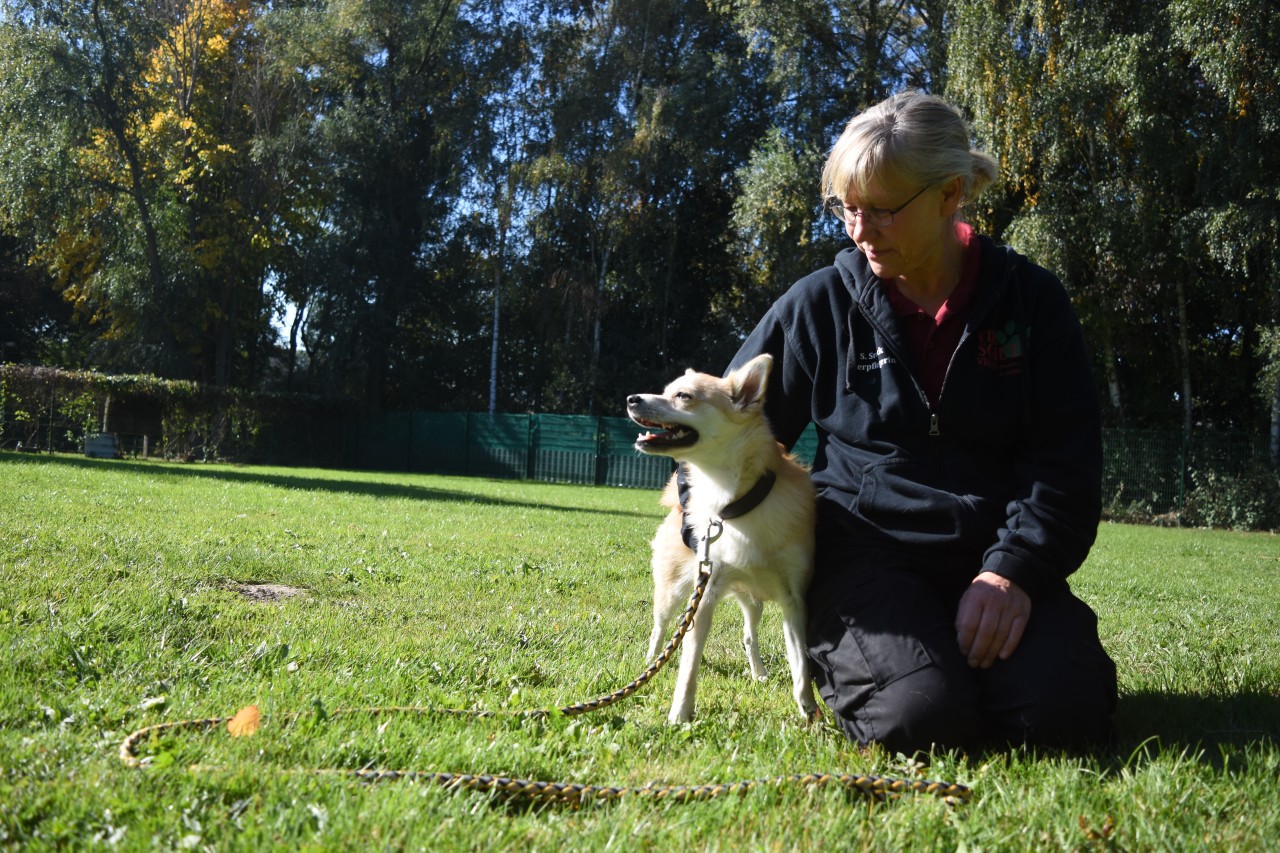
[1,451,1278,850]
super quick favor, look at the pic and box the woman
[726,91,1117,753]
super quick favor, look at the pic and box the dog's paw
[796,692,820,723]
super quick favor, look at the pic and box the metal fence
[1100,426,1276,525]
[5,397,1276,527]
[343,414,1277,527]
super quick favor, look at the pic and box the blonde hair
[821,91,998,206]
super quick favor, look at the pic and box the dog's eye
[674,391,692,401]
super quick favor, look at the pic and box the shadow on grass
[0,451,659,519]
[1112,689,1280,762]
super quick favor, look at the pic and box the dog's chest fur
[679,466,807,599]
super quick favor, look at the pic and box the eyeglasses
[824,184,932,227]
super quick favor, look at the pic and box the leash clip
[698,519,723,569]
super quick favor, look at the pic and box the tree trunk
[1101,324,1123,423]
[1175,273,1193,437]
[1272,279,1280,466]
[287,298,306,393]
[213,280,238,388]
[489,175,515,416]
[589,243,611,416]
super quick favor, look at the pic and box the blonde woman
[722,91,1116,753]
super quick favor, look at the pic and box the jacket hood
[832,239,1016,323]
[831,238,1031,429]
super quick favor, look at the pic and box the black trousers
[806,537,1117,755]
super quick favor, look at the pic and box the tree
[3,0,1277,438]
[259,0,516,409]
[0,231,78,365]
[1168,0,1280,460]
[723,127,830,335]
[946,0,1274,436]
[139,0,295,388]
[0,0,177,372]
[720,1,951,331]
[508,0,772,413]
[0,0,292,386]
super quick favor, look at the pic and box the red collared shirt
[884,222,982,406]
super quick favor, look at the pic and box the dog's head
[626,354,773,460]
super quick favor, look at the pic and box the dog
[627,353,818,723]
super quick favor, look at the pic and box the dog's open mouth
[632,417,699,451]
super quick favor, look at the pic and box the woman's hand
[955,572,1030,669]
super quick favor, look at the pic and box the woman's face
[842,175,961,282]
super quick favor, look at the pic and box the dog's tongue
[637,427,692,445]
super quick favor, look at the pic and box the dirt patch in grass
[229,582,307,602]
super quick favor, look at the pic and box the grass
[1,451,1278,851]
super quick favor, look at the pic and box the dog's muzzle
[626,396,699,452]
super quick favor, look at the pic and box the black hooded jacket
[727,237,1103,599]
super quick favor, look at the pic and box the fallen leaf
[227,705,261,737]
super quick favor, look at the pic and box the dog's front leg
[668,580,721,723]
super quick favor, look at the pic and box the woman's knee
[830,665,983,755]
[981,592,1118,750]
[987,655,1117,749]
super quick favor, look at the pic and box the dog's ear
[728,354,773,410]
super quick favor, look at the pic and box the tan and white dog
[627,354,818,723]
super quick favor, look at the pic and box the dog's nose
[627,394,642,405]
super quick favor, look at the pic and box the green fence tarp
[409,412,469,475]
[533,414,599,484]
[346,412,681,488]
[600,417,675,490]
[467,413,530,479]
[342,412,1277,526]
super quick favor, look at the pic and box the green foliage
[719,0,939,118]
[1,458,1279,848]
[724,127,833,331]
[509,0,774,412]
[1259,324,1280,412]
[0,0,290,385]
[1,0,1278,445]
[1168,0,1280,132]
[1183,466,1280,531]
[255,0,521,407]
[947,0,1280,433]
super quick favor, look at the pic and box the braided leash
[119,520,972,806]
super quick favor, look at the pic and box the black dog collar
[680,469,777,552]
[718,469,778,519]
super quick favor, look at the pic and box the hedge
[4,364,1278,531]
[0,364,350,466]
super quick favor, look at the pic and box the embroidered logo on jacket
[856,347,897,372]
[976,322,1028,376]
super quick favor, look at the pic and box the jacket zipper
[852,257,1017,442]
[928,260,1020,440]
[854,302,941,438]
